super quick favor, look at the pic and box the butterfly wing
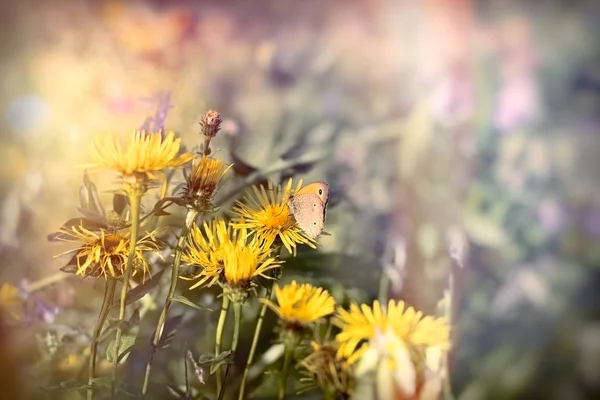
[291,193,325,239]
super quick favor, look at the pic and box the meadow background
[0,0,599,399]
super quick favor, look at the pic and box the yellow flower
[353,329,446,400]
[181,156,231,210]
[183,219,281,297]
[333,300,450,364]
[298,341,354,395]
[0,283,22,322]
[182,219,231,289]
[54,224,160,279]
[232,179,315,254]
[262,281,335,328]
[86,130,194,179]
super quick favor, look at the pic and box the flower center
[103,234,123,254]
[264,205,291,229]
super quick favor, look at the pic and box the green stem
[25,272,68,293]
[238,244,282,400]
[238,287,272,400]
[443,271,455,400]
[278,334,297,400]
[231,302,242,355]
[215,294,230,396]
[378,267,390,304]
[110,193,141,399]
[87,279,117,400]
[324,388,336,400]
[218,302,242,400]
[141,210,198,397]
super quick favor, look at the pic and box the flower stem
[215,294,230,396]
[231,302,242,355]
[87,278,116,400]
[25,272,68,293]
[378,267,390,304]
[324,387,336,400]
[238,244,282,400]
[141,209,198,397]
[218,301,242,400]
[110,192,141,399]
[278,333,298,400]
[238,287,272,400]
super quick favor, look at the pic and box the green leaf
[111,268,168,309]
[155,314,184,350]
[463,211,508,247]
[80,170,106,217]
[99,308,140,342]
[249,370,280,397]
[43,381,90,392]
[209,350,233,375]
[106,332,136,364]
[98,319,128,342]
[91,377,136,397]
[154,208,172,216]
[417,223,439,259]
[197,354,214,364]
[171,295,212,312]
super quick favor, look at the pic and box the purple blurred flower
[139,91,173,135]
[538,199,566,235]
[432,68,475,126]
[494,74,539,132]
[584,206,600,238]
[18,280,59,325]
[4,94,50,133]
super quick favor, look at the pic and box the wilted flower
[0,283,22,322]
[353,329,446,400]
[262,281,335,331]
[183,219,281,302]
[85,131,194,185]
[54,224,160,280]
[298,341,354,396]
[180,156,231,211]
[199,110,223,138]
[232,179,315,254]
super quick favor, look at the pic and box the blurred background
[0,0,599,398]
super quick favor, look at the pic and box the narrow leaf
[113,193,129,216]
[209,350,233,375]
[111,267,168,309]
[154,314,184,350]
[171,295,212,312]
[80,170,106,217]
[230,150,259,177]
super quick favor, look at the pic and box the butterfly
[288,181,330,239]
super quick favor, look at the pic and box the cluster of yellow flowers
[51,113,450,400]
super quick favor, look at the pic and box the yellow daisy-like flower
[333,300,450,364]
[262,281,335,329]
[54,224,161,279]
[181,156,232,210]
[299,341,354,395]
[353,329,446,400]
[183,219,281,297]
[231,179,315,255]
[0,283,22,322]
[86,130,194,179]
[182,219,231,289]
